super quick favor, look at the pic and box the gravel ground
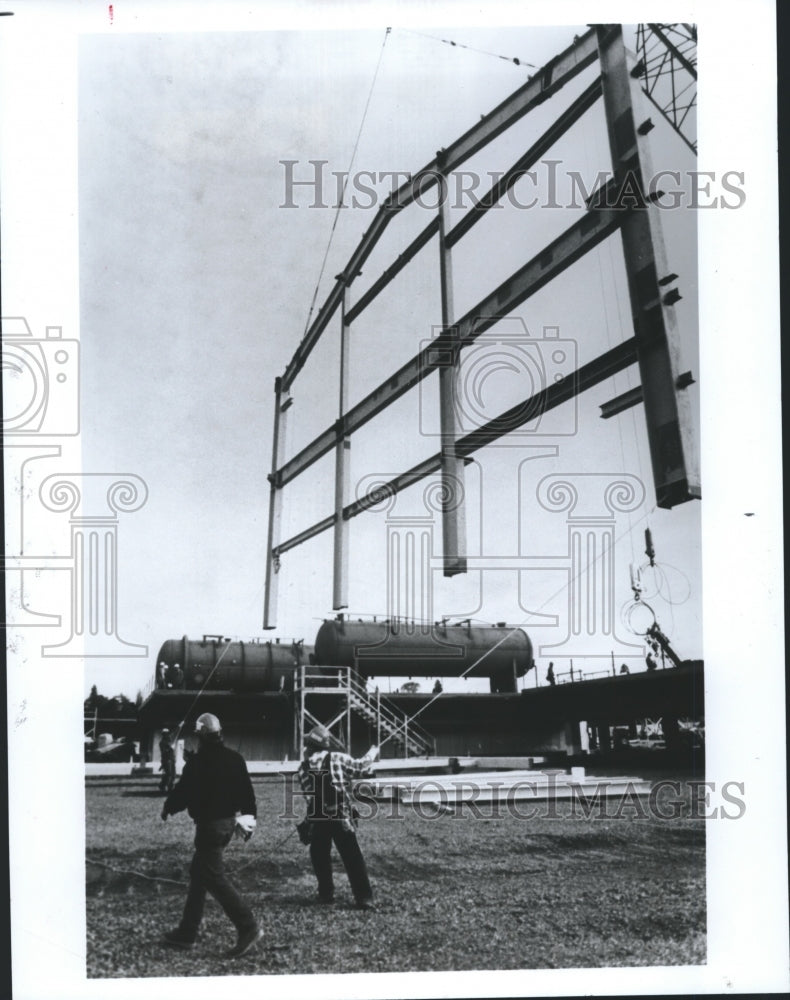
[86,774,706,978]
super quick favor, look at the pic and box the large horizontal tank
[155,635,312,693]
[314,617,534,693]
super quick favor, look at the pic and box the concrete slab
[368,770,652,804]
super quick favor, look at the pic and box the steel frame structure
[263,24,700,629]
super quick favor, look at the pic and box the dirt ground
[86,773,706,978]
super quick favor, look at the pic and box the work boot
[225,924,263,958]
[161,928,195,949]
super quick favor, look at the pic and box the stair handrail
[346,669,435,754]
[294,664,436,755]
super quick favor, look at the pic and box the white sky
[2,3,786,998]
[75,22,703,699]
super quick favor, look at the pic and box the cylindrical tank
[155,635,312,693]
[314,618,534,692]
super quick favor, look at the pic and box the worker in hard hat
[160,712,262,958]
[297,724,379,909]
[158,728,176,793]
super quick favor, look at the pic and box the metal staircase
[295,664,435,758]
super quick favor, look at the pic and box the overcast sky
[72,22,706,698]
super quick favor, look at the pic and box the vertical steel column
[346,667,352,751]
[596,25,700,508]
[297,663,305,756]
[437,166,467,575]
[332,287,351,608]
[264,377,292,628]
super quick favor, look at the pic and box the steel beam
[273,338,639,556]
[599,384,644,420]
[276,514,335,557]
[436,168,467,575]
[332,289,351,609]
[276,196,626,489]
[435,26,599,174]
[457,337,637,454]
[446,76,603,249]
[262,379,292,628]
[282,279,345,392]
[596,25,700,508]
[280,27,599,391]
[345,217,439,325]
[599,370,695,419]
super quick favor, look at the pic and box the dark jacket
[163,740,256,822]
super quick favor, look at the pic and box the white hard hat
[195,712,221,735]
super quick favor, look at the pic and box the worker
[158,728,176,793]
[546,662,556,686]
[646,652,658,672]
[160,712,261,957]
[619,662,630,675]
[297,724,378,909]
[432,679,443,694]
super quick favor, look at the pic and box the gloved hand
[235,814,256,841]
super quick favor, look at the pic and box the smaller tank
[155,635,312,693]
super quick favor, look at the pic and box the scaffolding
[294,663,436,758]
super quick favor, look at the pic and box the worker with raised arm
[297,725,379,909]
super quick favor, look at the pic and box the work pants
[309,819,372,903]
[159,756,175,792]
[179,818,255,940]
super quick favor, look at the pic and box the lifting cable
[170,638,236,744]
[300,27,391,340]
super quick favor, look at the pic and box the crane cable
[300,27,391,340]
[396,27,537,69]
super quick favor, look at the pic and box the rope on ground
[86,857,187,887]
[229,827,299,877]
[87,825,300,888]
